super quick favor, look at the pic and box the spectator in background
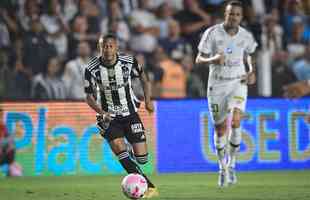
[23,17,57,76]
[63,41,91,99]
[101,0,130,50]
[286,17,307,62]
[0,7,20,45]
[201,0,226,12]
[129,0,160,54]
[155,2,174,39]
[301,0,310,14]
[119,0,139,17]
[62,0,79,23]
[0,107,22,177]
[159,18,193,63]
[271,51,297,97]
[31,56,67,100]
[0,11,11,51]
[290,41,310,81]
[77,0,101,36]
[145,0,184,11]
[283,80,310,98]
[282,0,306,40]
[243,4,262,49]
[67,15,97,60]
[8,35,32,100]
[18,0,40,32]
[145,50,164,98]
[174,0,211,55]
[257,13,284,97]
[182,55,206,97]
[0,50,11,99]
[11,60,32,99]
[261,14,283,54]
[68,0,100,55]
[154,46,186,98]
[40,0,70,59]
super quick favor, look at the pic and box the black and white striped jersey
[84,54,143,117]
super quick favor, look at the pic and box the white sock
[228,127,241,168]
[214,133,227,170]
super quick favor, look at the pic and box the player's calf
[135,153,148,165]
[227,166,237,185]
[218,168,227,187]
[214,133,227,171]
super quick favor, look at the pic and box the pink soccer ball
[121,173,148,199]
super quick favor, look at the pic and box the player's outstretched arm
[140,70,154,113]
[195,52,225,65]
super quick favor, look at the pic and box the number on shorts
[211,104,219,113]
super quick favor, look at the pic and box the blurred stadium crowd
[0,0,309,100]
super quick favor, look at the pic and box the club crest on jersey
[122,65,130,78]
[226,47,233,54]
[108,69,115,77]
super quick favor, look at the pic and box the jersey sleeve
[245,33,258,54]
[198,28,214,54]
[84,68,95,94]
[131,57,143,78]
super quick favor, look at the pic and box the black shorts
[103,113,146,144]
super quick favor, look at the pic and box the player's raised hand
[145,101,154,114]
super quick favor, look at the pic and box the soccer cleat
[227,167,237,185]
[142,187,159,198]
[218,169,227,187]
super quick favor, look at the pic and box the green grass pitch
[1,170,310,200]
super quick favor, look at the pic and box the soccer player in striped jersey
[84,34,158,198]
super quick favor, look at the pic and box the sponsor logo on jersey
[131,123,143,133]
[226,47,233,54]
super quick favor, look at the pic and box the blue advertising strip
[1,102,154,176]
[156,99,310,173]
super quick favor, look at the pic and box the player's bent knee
[215,142,225,150]
[135,154,148,165]
[231,119,241,129]
[215,122,227,136]
[109,138,126,154]
[232,108,242,128]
